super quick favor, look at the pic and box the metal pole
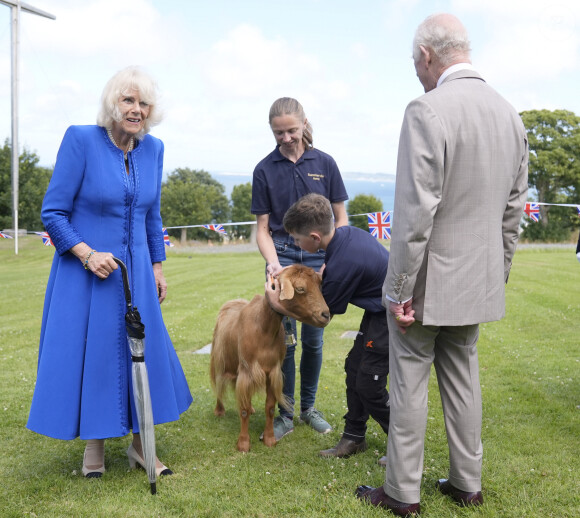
[1,0,56,254]
[10,1,20,254]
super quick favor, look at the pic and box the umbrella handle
[113,257,132,309]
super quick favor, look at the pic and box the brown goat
[210,264,331,452]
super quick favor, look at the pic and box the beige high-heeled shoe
[82,439,105,478]
[127,443,173,477]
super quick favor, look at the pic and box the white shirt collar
[437,63,475,88]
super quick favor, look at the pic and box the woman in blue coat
[27,67,192,479]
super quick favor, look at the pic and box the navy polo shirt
[251,146,348,238]
[322,226,389,315]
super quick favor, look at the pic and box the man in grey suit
[356,13,528,516]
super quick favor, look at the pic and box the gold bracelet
[84,250,97,270]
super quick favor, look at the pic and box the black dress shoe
[436,479,483,507]
[355,485,420,516]
[320,436,367,458]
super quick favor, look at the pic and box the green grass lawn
[1,237,578,517]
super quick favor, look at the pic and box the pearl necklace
[107,128,134,161]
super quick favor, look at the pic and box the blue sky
[1,0,579,181]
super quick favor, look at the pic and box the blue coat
[27,125,192,440]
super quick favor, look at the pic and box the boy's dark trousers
[343,310,390,442]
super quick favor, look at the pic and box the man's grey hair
[412,14,471,67]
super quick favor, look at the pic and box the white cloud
[201,24,319,99]
[22,0,187,64]
[453,0,579,19]
[311,79,352,101]
[453,0,580,83]
[2,0,580,175]
[350,42,369,60]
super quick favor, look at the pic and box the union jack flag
[203,224,227,235]
[524,202,540,222]
[367,211,391,240]
[35,231,54,246]
[162,228,174,247]
[576,206,580,217]
[0,231,13,239]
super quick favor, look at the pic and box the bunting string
[2,202,578,245]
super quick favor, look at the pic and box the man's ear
[419,44,431,65]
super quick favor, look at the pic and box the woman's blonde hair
[96,66,163,139]
[268,97,313,150]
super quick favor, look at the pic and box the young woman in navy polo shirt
[251,97,349,440]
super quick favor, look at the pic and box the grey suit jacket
[383,70,528,326]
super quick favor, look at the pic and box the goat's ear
[279,276,295,301]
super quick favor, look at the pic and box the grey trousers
[384,312,482,503]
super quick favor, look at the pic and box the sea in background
[211,171,397,214]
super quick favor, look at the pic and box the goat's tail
[209,352,217,389]
[210,315,232,393]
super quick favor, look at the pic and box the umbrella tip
[150,482,157,495]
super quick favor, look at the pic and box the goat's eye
[295,287,305,294]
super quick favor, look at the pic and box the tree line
[1,109,579,243]
[160,168,253,243]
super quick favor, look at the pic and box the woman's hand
[152,263,167,303]
[86,251,117,279]
[266,262,284,277]
[70,243,117,279]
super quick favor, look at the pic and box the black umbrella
[113,257,157,495]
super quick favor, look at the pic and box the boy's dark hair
[283,193,334,236]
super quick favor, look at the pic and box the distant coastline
[209,171,397,212]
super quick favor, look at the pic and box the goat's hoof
[236,440,250,453]
[262,434,277,448]
[214,408,225,417]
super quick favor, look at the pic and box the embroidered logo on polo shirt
[307,173,325,181]
[366,340,374,348]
